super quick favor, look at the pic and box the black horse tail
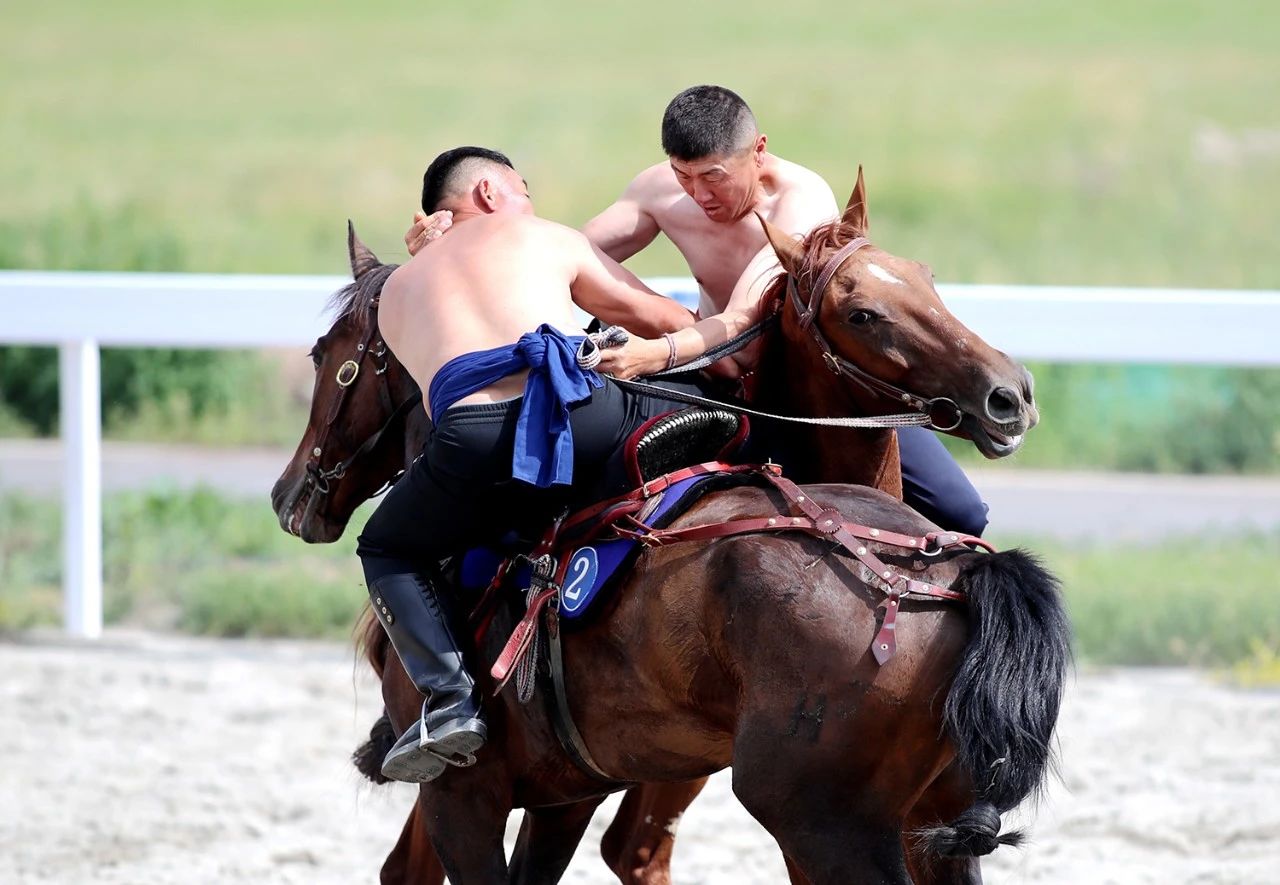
[919,549,1071,858]
[352,604,397,785]
[353,709,397,785]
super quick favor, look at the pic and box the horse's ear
[841,165,870,235]
[347,220,381,279]
[757,214,805,276]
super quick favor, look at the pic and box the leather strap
[799,236,871,329]
[490,584,558,688]
[545,604,628,784]
[615,465,990,664]
[758,470,984,664]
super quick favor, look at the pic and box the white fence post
[59,338,103,639]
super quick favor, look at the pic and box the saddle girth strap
[545,605,630,785]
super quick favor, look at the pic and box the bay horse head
[759,166,1038,458]
[270,223,423,542]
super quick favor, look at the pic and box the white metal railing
[2,270,1279,638]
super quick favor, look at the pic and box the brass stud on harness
[856,546,867,555]
[869,528,880,537]
[767,518,777,526]
[312,447,322,458]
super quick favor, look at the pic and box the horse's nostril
[986,386,1021,421]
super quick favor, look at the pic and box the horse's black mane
[326,263,398,332]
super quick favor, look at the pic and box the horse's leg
[729,687,938,885]
[903,761,983,885]
[380,803,446,885]
[600,779,708,885]
[783,854,813,885]
[725,627,955,884]
[414,774,511,884]
[508,797,607,885]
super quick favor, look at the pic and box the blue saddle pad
[458,473,715,620]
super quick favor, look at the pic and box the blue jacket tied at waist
[428,324,602,488]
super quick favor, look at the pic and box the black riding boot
[367,573,487,783]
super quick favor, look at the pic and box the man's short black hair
[421,146,515,213]
[661,85,758,161]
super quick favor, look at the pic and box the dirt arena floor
[2,631,1277,884]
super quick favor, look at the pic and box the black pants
[897,426,989,537]
[356,378,702,585]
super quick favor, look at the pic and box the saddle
[460,407,750,622]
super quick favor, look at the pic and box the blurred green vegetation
[0,345,307,445]
[1,1,1277,465]
[0,488,370,637]
[945,363,1280,472]
[989,528,1280,670]
[2,488,1277,672]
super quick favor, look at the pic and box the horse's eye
[308,348,322,368]
[848,309,877,327]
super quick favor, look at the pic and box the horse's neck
[753,326,904,499]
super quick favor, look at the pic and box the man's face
[669,142,762,223]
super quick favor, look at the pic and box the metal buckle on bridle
[926,397,964,432]
[821,352,842,375]
[304,462,331,495]
[336,360,360,388]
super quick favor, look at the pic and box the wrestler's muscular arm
[704,174,840,376]
[597,173,839,380]
[559,226,696,338]
[725,177,839,314]
[580,170,663,262]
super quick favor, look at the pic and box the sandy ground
[2,632,1278,884]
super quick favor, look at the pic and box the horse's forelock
[797,218,862,289]
[325,263,399,333]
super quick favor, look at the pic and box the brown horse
[280,175,1070,885]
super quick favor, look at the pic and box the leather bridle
[301,300,422,503]
[788,237,965,432]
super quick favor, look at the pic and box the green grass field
[3,1,1278,285]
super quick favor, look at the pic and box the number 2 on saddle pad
[560,540,634,618]
[561,547,599,614]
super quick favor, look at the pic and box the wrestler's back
[380,213,585,411]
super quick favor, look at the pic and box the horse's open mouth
[273,477,322,540]
[966,416,1027,459]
